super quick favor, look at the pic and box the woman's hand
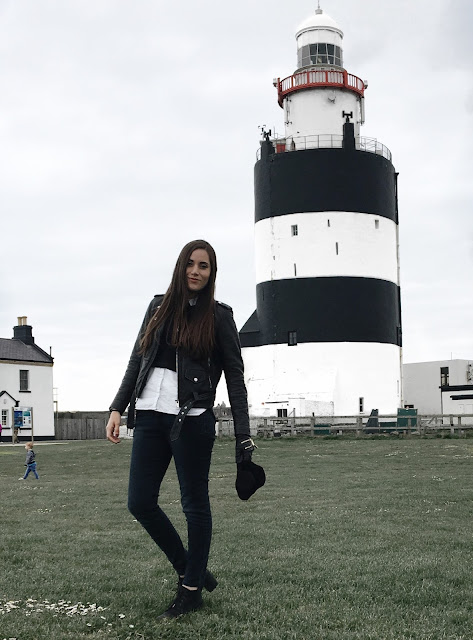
[235,434,256,463]
[106,411,122,443]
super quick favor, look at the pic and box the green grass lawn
[1,436,473,639]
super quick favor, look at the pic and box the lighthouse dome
[295,9,343,38]
[295,9,344,70]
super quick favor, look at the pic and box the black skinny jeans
[128,409,215,588]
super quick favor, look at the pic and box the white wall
[255,211,398,285]
[285,88,361,139]
[243,341,401,417]
[296,27,343,49]
[0,393,16,429]
[0,362,54,437]
[403,360,473,415]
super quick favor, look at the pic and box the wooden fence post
[356,416,362,436]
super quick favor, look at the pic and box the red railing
[276,70,365,106]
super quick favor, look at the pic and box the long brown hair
[140,240,217,359]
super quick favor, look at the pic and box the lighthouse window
[291,224,298,236]
[375,219,379,229]
[298,45,311,67]
[359,397,364,413]
[288,331,297,346]
[299,44,343,67]
[310,43,327,65]
[335,242,339,255]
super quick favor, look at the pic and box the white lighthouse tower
[240,6,402,418]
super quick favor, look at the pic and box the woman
[106,239,255,619]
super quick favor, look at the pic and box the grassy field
[1,436,473,640]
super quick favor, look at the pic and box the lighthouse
[240,6,402,418]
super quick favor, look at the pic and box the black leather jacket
[109,296,250,436]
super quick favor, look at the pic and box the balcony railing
[256,135,392,162]
[276,70,365,106]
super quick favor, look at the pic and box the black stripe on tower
[255,146,397,222]
[240,277,402,348]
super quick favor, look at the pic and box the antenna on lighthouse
[316,1,322,14]
[258,125,272,141]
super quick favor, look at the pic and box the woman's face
[186,249,211,293]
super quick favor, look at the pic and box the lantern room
[295,8,344,70]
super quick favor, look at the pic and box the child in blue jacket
[20,442,39,480]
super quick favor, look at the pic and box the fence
[53,413,473,440]
[55,414,109,440]
[257,134,392,161]
[251,414,473,438]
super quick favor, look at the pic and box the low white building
[0,317,54,440]
[403,360,473,415]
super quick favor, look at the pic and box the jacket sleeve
[216,306,250,437]
[109,297,160,414]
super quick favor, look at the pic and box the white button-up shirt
[135,367,205,416]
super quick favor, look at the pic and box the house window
[359,397,364,413]
[440,367,449,387]
[277,409,288,418]
[1,410,7,427]
[288,331,297,346]
[291,224,298,236]
[19,370,29,392]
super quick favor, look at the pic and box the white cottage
[0,317,54,440]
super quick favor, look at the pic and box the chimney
[13,316,35,345]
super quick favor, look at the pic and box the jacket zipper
[208,357,212,389]
[176,348,180,406]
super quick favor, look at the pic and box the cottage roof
[0,390,18,402]
[0,338,53,364]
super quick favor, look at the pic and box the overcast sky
[1,0,472,411]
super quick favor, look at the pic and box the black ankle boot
[177,569,218,593]
[203,569,218,592]
[159,586,203,620]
